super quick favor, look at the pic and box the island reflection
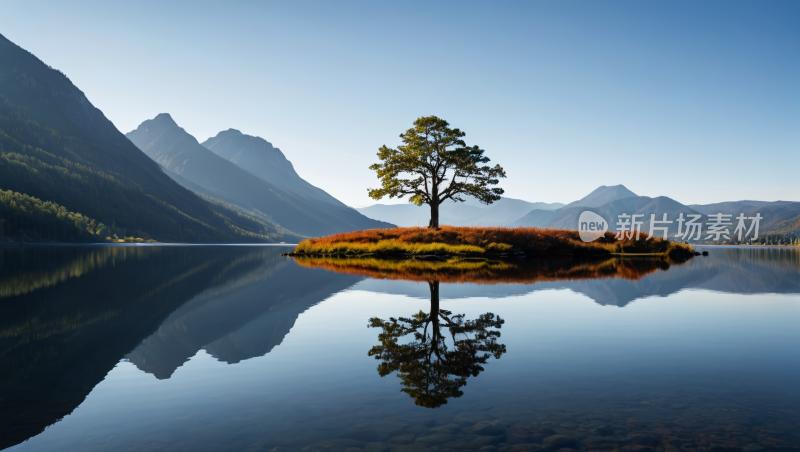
[294,255,688,408]
[292,254,685,284]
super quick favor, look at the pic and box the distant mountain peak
[205,129,277,152]
[152,113,177,126]
[562,184,638,209]
[592,184,635,194]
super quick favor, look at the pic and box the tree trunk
[428,280,440,341]
[428,201,439,229]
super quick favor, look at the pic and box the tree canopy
[368,116,506,228]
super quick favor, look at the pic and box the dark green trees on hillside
[0,32,296,243]
[0,190,117,241]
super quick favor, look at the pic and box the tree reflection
[368,281,505,408]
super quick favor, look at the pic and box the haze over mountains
[357,197,564,227]
[202,129,336,206]
[0,33,293,243]
[126,114,390,237]
[0,32,796,243]
[360,185,800,239]
[0,33,389,242]
[202,128,391,234]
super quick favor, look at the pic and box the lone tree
[368,116,506,228]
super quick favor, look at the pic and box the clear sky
[1,0,798,207]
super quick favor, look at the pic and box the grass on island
[289,226,695,259]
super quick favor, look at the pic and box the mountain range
[360,185,800,240]
[0,33,389,242]
[0,32,797,243]
[0,33,291,243]
[126,114,390,237]
[357,197,564,227]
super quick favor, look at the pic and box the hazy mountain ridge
[0,33,292,243]
[510,208,556,227]
[357,197,564,227]
[126,114,392,237]
[546,195,703,235]
[511,185,641,228]
[561,184,639,209]
[201,128,392,233]
[202,129,338,205]
[359,183,799,237]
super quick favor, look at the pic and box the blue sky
[1,0,798,207]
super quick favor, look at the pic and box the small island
[285,116,695,262]
[282,225,696,261]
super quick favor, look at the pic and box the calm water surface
[1,245,798,452]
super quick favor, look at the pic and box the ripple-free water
[1,246,798,451]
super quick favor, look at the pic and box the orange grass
[290,226,695,258]
[293,255,681,284]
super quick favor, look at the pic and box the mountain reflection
[1,246,798,449]
[0,245,361,450]
[296,256,674,408]
[301,247,800,307]
[369,280,505,408]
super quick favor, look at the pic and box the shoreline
[0,241,298,248]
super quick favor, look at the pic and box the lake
[1,245,798,452]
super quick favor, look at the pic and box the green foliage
[0,189,113,241]
[0,94,289,243]
[749,233,800,246]
[0,35,301,243]
[368,116,506,227]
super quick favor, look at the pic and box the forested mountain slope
[0,33,290,243]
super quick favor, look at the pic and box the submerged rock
[340,430,380,442]
[621,445,655,452]
[742,445,764,452]
[473,436,501,448]
[430,424,461,434]
[455,412,496,425]
[365,442,391,452]
[507,444,543,451]
[629,434,659,447]
[389,434,415,445]
[544,435,577,449]
[416,432,455,444]
[303,438,368,452]
[474,420,509,436]
[595,425,616,436]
